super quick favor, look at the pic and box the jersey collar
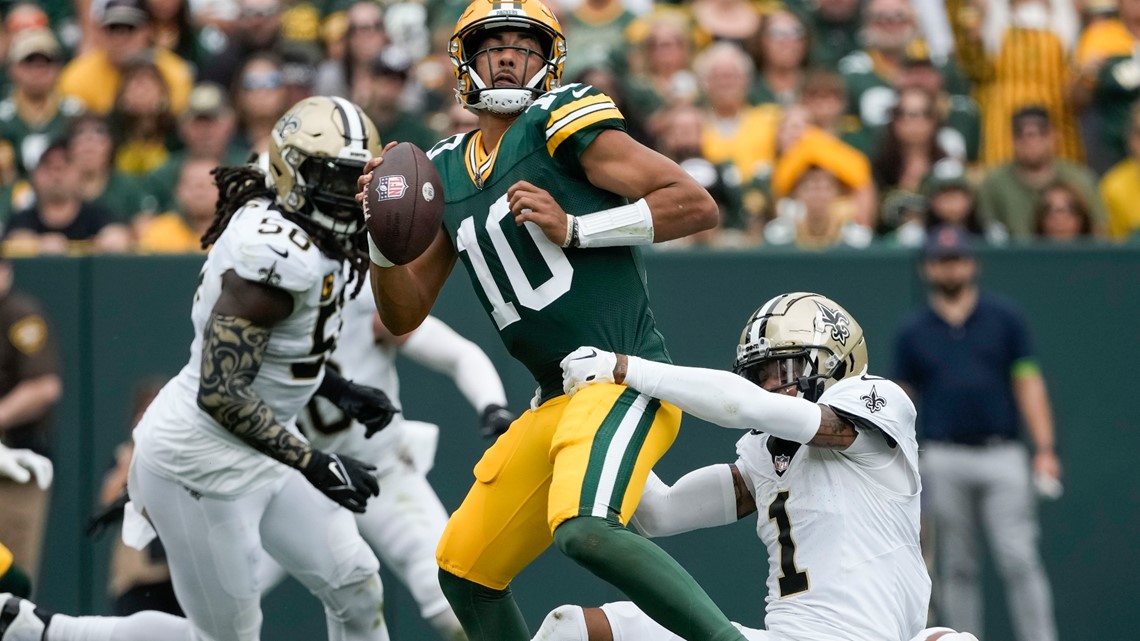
[464,130,503,189]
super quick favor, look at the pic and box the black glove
[479,404,515,439]
[318,369,400,438]
[300,450,380,513]
[87,490,129,538]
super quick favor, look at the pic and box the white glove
[560,346,617,396]
[0,445,53,490]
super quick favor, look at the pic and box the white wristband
[575,198,654,248]
[367,234,395,267]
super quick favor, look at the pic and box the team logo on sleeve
[861,386,887,413]
[374,175,408,201]
[815,301,851,346]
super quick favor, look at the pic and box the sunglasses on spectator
[349,21,383,33]
[765,26,805,40]
[18,53,58,65]
[869,11,910,24]
[243,71,283,90]
[75,123,111,137]
[105,22,139,33]
[241,6,279,18]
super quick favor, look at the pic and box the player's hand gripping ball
[361,142,444,265]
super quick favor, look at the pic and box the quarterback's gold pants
[436,383,680,590]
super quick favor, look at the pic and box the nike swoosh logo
[269,246,289,258]
[571,86,590,99]
[860,374,887,381]
[569,349,598,361]
[328,461,347,485]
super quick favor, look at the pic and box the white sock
[47,612,191,641]
[532,605,587,641]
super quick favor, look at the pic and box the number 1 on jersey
[456,194,574,330]
[769,489,810,597]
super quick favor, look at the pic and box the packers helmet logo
[815,301,851,346]
[861,386,887,413]
[374,175,408,201]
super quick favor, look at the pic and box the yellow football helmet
[267,95,381,237]
[733,292,868,401]
[449,0,566,115]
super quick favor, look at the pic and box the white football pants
[129,462,388,641]
[257,460,456,627]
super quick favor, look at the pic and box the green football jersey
[428,83,670,402]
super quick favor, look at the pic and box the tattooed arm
[196,270,316,468]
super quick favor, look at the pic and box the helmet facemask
[734,345,841,402]
[293,152,367,237]
[453,25,560,114]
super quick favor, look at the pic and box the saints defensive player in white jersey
[258,274,515,641]
[532,293,978,641]
[1,97,398,641]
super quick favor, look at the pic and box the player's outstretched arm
[561,347,859,449]
[580,129,718,242]
[400,316,509,413]
[629,465,756,538]
[198,271,380,512]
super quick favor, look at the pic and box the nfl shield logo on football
[774,454,791,474]
[375,175,408,201]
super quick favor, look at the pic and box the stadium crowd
[0,0,1138,253]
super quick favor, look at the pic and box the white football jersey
[735,374,929,641]
[134,199,348,497]
[297,281,410,472]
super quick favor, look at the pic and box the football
[363,142,444,265]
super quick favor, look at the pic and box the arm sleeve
[400,316,507,411]
[628,466,738,538]
[624,356,821,443]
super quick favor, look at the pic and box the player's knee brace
[533,605,587,641]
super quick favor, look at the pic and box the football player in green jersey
[355,2,747,640]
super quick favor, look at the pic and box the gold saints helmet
[449,0,566,115]
[733,293,868,402]
[268,96,381,237]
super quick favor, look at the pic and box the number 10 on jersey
[456,194,574,330]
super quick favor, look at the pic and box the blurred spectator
[68,113,156,226]
[1099,101,1140,240]
[314,1,387,106]
[694,43,780,190]
[562,0,635,81]
[800,68,874,154]
[574,66,650,144]
[622,10,699,133]
[744,8,810,107]
[896,41,980,163]
[764,165,873,249]
[947,0,1083,165]
[884,160,1008,245]
[441,102,478,137]
[691,0,760,46]
[383,2,432,63]
[199,0,284,90]
[837,0,924,129]
[795,0,863,67]
[144,82,246,214]
[772,105,878,227]
[364,49,439,151]
[979,106,1106,239]
[58,0,194,116]
[1033,179,1096,241]
[232,52,290,157]
[0,251,60,582]
[145,0,214,69]
[137,158,217,253]
[279,41,319,105]
[872,86,950,195]
[656,104,752,245]
[111,57,178,176]
[3,141,132,254]
[894,224,1060,641]
[1071,0,1140,173]
[0,29,83,184]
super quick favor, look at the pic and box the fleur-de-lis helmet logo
[815,301,851,346]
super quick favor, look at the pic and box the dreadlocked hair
[202,165,371,298]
